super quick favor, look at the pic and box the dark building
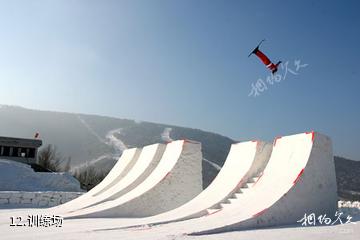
[0,136,42,164]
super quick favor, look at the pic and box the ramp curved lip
[58,143,166,213]
[51,147,141,212]
[186,131,337,235]
[65,140,186,218]
[120,140,272,227]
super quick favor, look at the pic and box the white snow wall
[0,191,83,208]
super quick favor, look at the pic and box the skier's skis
[248,39,266,57]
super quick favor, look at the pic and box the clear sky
[0,1,359,160]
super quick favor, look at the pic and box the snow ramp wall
[72,140,203,218]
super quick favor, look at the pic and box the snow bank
[0,159,83,192]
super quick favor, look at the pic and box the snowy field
[0,201,359,240]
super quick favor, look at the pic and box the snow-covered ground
[0,202,358,240]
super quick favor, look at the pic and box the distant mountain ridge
[0,104,358,199]
[334,156,360,200]
[0,105,233,188]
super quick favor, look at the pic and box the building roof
[0,136,42,148]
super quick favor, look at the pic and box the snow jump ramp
[119,140,272,227]
[183,132,338,235]
[50,147,141,212]
[57,143,166,213]
[65,140,203,218]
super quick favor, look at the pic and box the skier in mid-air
[248,40,281,74]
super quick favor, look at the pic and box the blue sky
[0,1,359,160]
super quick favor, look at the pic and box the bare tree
[63,157,72,172]
[37,144,65,172]
[73,166,107,191]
